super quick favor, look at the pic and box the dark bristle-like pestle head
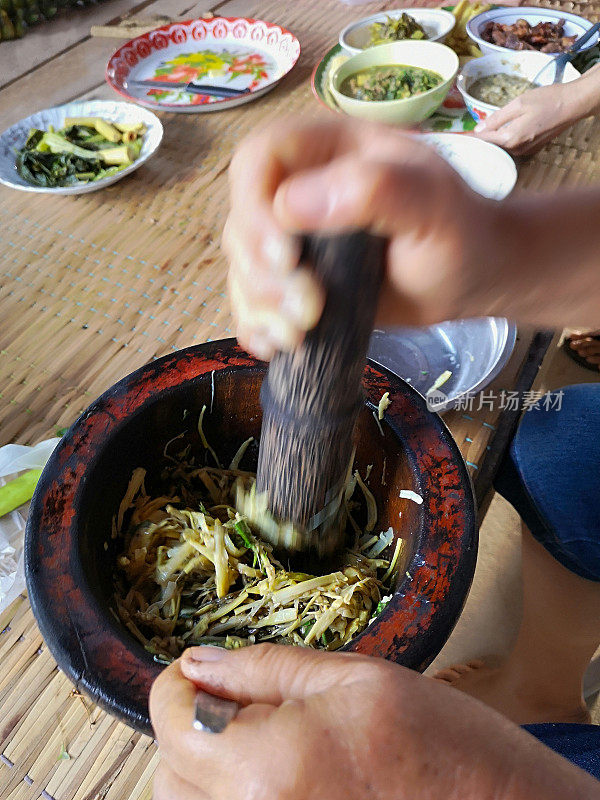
[254,231,387,558]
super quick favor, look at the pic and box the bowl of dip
[457,51,580,123]
[331,40,459,125]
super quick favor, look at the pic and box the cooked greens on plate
[369,13,428,46]
[341,64,443,102]
[15,116,146,188]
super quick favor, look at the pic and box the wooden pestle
[254,231,386,557]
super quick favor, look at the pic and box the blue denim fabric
[524,724,600,779]
[494,383,600,778]
[494,383,600,582]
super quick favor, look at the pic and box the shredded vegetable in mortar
[113,416,403,662]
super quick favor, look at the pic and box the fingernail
[248,333,275,361]
[186,646,228,663]
[280,269,323,330]
[282,174,332,222]
[262,234,294,273]
[280,289,307,327]
[270,318,300,352]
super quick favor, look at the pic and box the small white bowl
[0,100,163,194]
[340,8,456,55]
[457,51,580,124]
[331,41,459,126]
[466,7,598,58]
[420,133,517,200]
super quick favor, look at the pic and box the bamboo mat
[1,0,600,796]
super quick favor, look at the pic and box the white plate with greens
[340,9,456,56]
[0,100,163,194]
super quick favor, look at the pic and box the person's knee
[496,383,600,582]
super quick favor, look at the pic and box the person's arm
[475,63,600,155]
[463,185,600,328]
[223,117,600,361]
[150,644,600,800]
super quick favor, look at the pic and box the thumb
[180,643,374,707]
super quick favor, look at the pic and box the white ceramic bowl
[0,100,163,194]
[331,41,459,126]
[340,8,456,55]
[419,133,517,200]
[457,51,580,124]
[466,7,598,58]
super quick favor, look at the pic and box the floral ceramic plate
[311,43,477,133]
[106,17,301,113]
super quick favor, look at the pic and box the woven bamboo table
[1,0,600,797]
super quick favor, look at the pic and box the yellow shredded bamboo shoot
[114,431,406,662]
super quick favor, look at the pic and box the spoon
[532,22,600,85]
[124,79,251,98]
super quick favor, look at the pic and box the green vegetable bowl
[331,41,459,126]
[0,100,163,194]
[339,9,456,56]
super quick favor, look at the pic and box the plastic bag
[0,438,59,614]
